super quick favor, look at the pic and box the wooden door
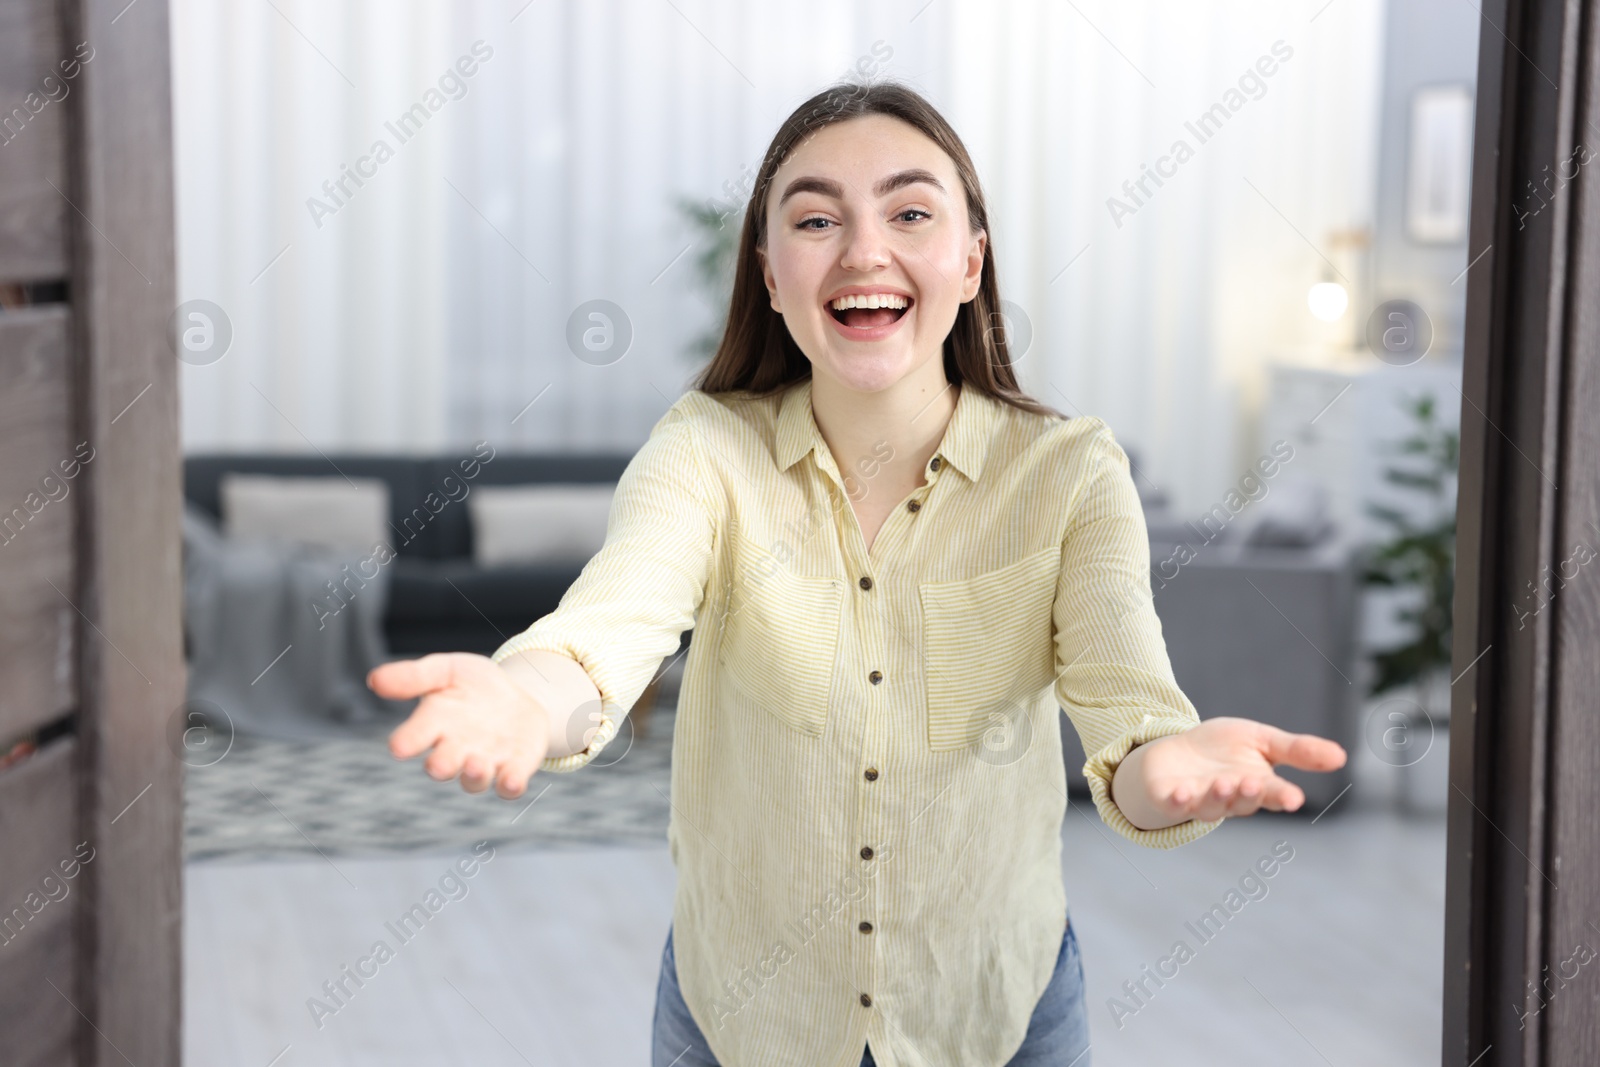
[0,0,182,1063]
[1444,0,1600,1063]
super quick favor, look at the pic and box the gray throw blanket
[181,504,415,741]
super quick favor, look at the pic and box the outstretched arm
[1054,420,1346,847]
[371,400,721,797]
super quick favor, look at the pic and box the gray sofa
[187,451,1359,808]
[183,452,648,658]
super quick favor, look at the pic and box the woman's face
[760,114,986,396]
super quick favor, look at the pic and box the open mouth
[828,297,913,331]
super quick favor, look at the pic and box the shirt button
[859,920,873,934]
[930,456,941,471]
[859,576,872,590]
[869,670,883,685]
[907,500,921,512]
[864,767,879,781]
[860,845,874,860]
[860,993,873,1007]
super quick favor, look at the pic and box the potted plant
[1360,392,1459,814]
[674,195,744,365]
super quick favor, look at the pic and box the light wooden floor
[185,793,1445,1066]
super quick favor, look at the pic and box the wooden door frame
[1445,0,1600,1063]
[62,0,184,1063]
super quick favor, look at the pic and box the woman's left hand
[1111,716,1348,830]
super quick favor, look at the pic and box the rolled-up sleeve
[491,401,720,773]
[1053,420,1224,849]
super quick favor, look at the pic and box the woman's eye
[797,216,831,231]
[898,209,932,223]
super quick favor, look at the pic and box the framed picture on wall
[1406,83,1474,243]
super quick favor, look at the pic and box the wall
[1369,0,1480,358]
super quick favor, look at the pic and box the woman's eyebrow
[874,168,944,198]
[777,168,945,207]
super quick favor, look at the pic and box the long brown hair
[689,79,1065,421]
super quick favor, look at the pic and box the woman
[368,80,1347,1067]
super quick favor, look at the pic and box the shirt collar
[775,376,998,482]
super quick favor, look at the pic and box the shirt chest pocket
[717,537,844,737]
[919,546,1061,751]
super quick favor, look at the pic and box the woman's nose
[839,217,894,271]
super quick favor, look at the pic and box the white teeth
[830,293,910,311]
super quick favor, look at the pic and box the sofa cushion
[467,484,615,566]
[184,452,638,561]
[421,452,634,558]
[186,455,432,557]
[219,473,391,553]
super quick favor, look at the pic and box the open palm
[1136,716,1348,823]
[368,652,552,799]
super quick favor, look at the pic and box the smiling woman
[370,78,1348,1067]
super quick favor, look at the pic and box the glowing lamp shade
[1307,281,1349,322]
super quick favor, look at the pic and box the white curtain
[172,0,1385,516]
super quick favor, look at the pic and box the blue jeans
[651,916,1091,1066]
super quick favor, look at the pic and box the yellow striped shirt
[491,376,1222,1066]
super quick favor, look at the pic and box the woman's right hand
[369,652,552,799]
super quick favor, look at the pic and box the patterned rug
[184,671,680,862]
